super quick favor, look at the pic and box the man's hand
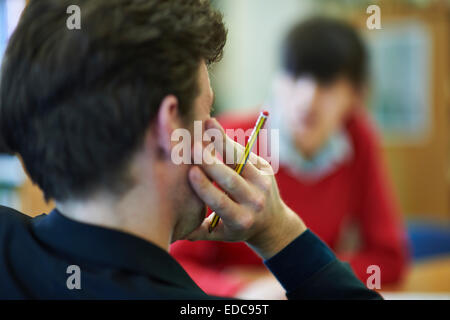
[185,118,307,260]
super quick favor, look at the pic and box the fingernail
[189,166,201,181]
[205,118,215,130]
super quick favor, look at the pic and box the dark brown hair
[0,0,227,201]
[283,17,367,87]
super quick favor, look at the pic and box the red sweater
[170,109,409,296]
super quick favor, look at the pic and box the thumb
[186,213,225,241]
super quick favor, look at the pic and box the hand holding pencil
[208,111,269,232]
[186,116,307,260]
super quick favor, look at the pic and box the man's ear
[155,95,180,158]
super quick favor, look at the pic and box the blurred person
[0,0,380,299]
[171,17,409,298]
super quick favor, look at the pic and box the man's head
[0,0,226,239]
[274,17,367,158]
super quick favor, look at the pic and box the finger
[204,118,239,168]
[204,118,254,165]
[193,143,253,204]
[205,118,264,174]
[238,159,262,185]
[188,166,241,222]
[186,213,226,241]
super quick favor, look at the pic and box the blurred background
[0,0,449,299]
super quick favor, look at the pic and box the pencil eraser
[262,110,269,117]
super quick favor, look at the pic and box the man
[171,18,408,298]
[0,0,380,299]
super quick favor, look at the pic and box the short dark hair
[282,17,367,87]
[0,0,226,201]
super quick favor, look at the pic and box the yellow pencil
[208,110,269,233]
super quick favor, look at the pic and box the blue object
[408,221,450,261]
[0,0,7,59]
[0,155,26,187]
